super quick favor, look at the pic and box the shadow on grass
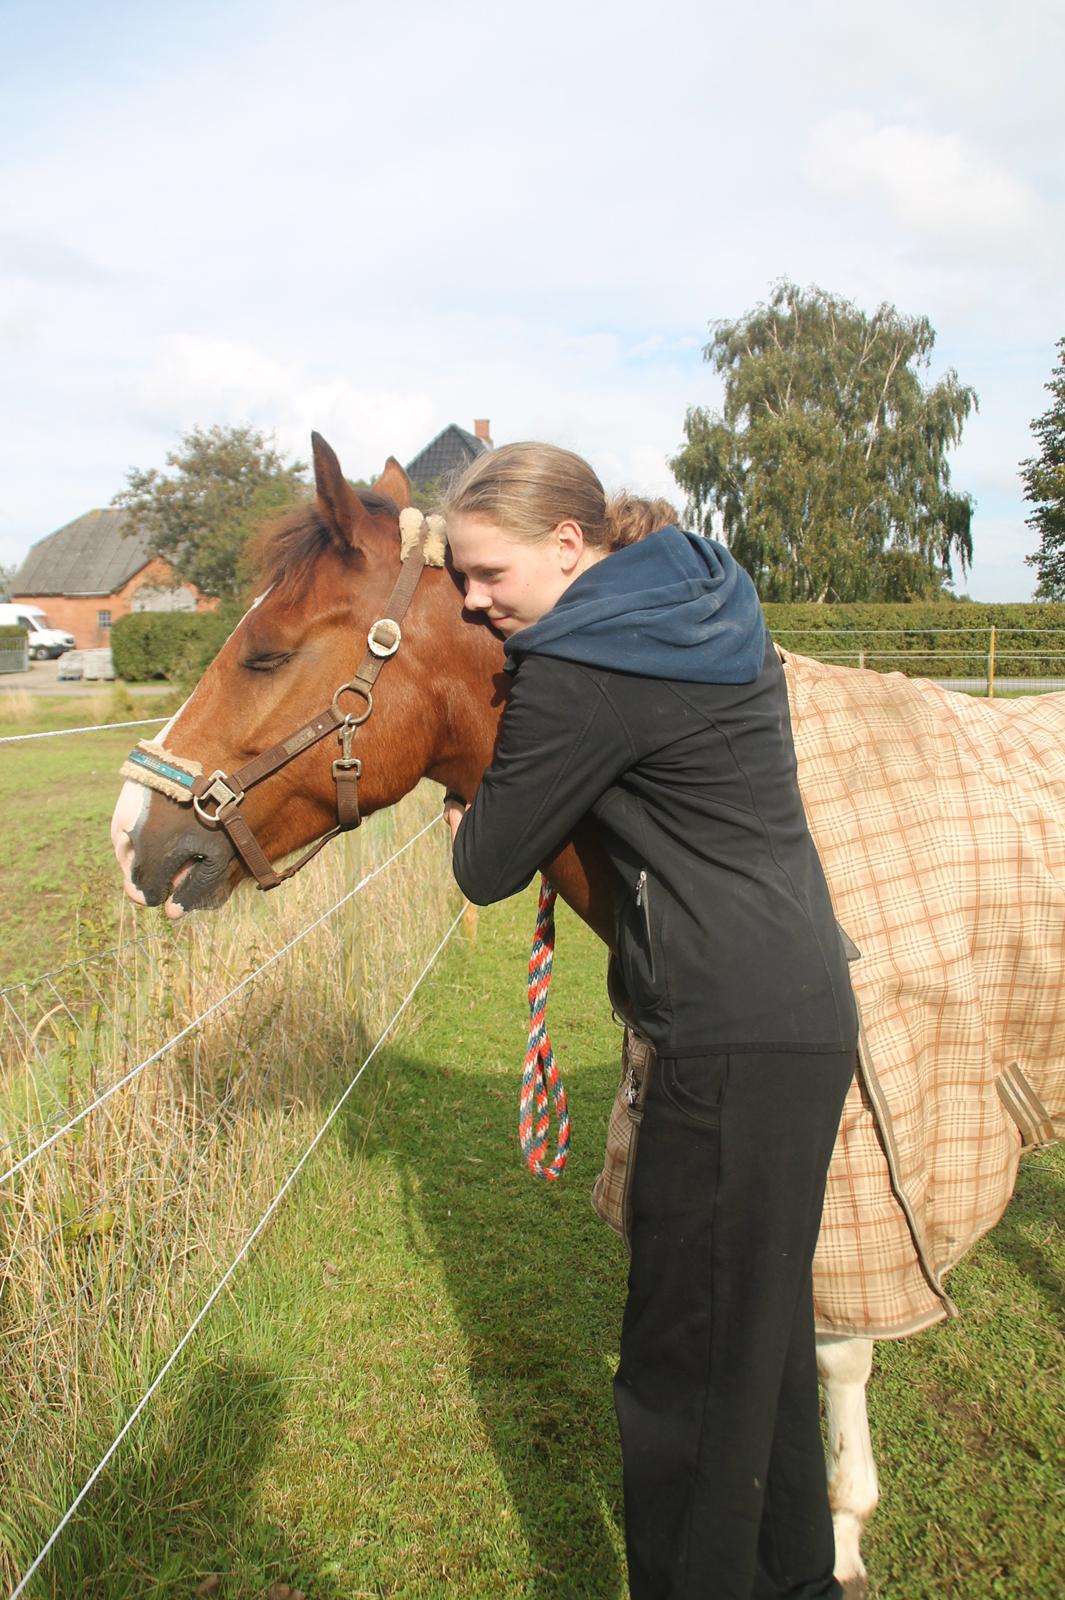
[342,1044,630,1600]
[983,1145,1065,1321]
[36,1356,349,1600]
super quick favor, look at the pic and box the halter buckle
[367,617,401,658]
[193,770,245,826]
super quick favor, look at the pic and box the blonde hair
[443,441,679,551]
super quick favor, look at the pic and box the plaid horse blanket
[782,652,1065,1338]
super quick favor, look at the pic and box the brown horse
[111,433,1064,1596]
[111,435,616,938]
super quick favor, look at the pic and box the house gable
[405,423,489,491]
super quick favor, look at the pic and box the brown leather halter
[184,532,433,891]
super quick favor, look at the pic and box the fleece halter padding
[399,507,447,567]
[120,742,202,804]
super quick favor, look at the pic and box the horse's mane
[251,490,399,595]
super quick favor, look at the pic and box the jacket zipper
[635,870,656,983]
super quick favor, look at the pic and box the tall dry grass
[0,687,36,724]
[0,681,180,734]
[0,783,460,1590]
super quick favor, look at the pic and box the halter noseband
[120,509,447,892]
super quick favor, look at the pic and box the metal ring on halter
[331,683,374,722]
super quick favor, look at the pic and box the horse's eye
[243,652,293,672]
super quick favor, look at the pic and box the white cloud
[805,114,1045,251]
[1,0,1061,619]
[965,518,1037,602]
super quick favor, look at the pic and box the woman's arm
[450,656,634,905]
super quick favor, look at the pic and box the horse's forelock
[251,490,401,595]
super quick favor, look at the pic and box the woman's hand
[443,792,470,842]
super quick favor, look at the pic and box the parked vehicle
[0,603,76,660]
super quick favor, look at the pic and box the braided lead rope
[520,877,570,1180]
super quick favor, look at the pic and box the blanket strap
[996,1063,1057,1150]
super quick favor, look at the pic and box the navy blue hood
[503,525,765,684]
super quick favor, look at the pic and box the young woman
[442,442,857,1600]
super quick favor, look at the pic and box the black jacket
[452,632,858,1057]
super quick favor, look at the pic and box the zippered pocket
[635,869,656,984]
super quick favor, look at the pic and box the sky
[1,0,1062,600]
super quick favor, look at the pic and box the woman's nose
[464,579,490,611]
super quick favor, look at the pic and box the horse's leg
[817,1333,878,1597]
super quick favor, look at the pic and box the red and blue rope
[520,877,570,1180]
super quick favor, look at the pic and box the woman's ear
[555,519,587,572]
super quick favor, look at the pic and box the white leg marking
[817,1334,878,1587]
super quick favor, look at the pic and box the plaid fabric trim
[591,1028,654,1244]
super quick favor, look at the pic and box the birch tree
[671,281,977,601]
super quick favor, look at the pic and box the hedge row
[110,608,243,684]
[0,625,28,640]
[762,602,1065,679]
[109,601,1065,686]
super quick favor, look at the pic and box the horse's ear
[312,431,372,551]
[373,456,412,509]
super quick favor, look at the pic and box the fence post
[987,624,996,698]
[858,649,865,670]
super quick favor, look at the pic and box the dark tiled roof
[405,424,487,490]
[12,509,151,598]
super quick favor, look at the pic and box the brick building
[11,509,216,649]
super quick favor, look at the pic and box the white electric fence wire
[0,717,169,744]
[0,932,167,999]
[0,816,440,1188]
[5,899,468,1600]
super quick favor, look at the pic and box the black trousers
[614,1049,855,1600]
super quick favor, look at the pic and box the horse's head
[111,433,504,918]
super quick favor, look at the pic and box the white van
[0,603,77,660]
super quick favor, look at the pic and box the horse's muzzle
[113,779,237,917]
[134,824,235,915]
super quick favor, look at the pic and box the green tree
[1022,338,1065,599]
[0,562,14,601]
[671,281,978,601]
[113,425,308,600]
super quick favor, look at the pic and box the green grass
[0,688,180,985]
[1,696,1062,1598]
[4,891,1059,1599]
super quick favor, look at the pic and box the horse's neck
[421,606,506,800]
[427,601,615,947]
